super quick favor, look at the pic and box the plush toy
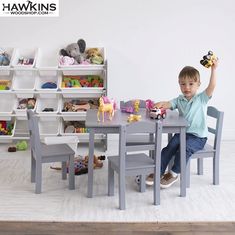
[16,140,28,151]
[85,48,104,64]
[0,48,10,66]
[60,39,86,64]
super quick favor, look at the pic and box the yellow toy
[133,99,140,113]
[200,51,217,68]
[97,97,114,122]
[127,114,142,123]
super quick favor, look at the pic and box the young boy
[146,59,218,188]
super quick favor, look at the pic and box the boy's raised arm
[205,58,219,97]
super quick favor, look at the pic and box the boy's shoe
[160,172,178,189]
[145,173,154,186]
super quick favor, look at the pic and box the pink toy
[145,99,155,110]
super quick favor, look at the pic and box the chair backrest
[207,106,224,151]
[27,110,42,158]
[123,121,162,156]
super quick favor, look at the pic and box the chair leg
[213,154,219,185]
[31,154,36,183]
[119,171,126,210]
[68,155,75,190]
[197,158,203,175]
[139,175,146,192]
[186,161,191,188]
[154,169,160,205]
[108,160,114,196]
[62,161,67,180]
[35,162,42,194]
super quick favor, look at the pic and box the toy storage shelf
[0,47,107,145]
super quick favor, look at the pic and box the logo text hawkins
[0,0,59,17]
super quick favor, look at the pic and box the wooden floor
[0,222,234,235]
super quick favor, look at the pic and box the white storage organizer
[0,46,107,143]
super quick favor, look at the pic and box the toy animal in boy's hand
[60,39,86,64]
[200,51,217,68]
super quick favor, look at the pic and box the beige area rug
[0,140,235,222]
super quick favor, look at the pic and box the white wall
[1,0,234,140]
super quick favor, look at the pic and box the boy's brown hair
[178,66,200,84]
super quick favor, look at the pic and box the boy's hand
[154,101,171,109]
[212,57,219,70]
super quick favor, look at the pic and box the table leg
[180,127,186,197]
[87,129,95,198]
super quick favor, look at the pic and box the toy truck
[200,51,217,68]
[149,107,166,120]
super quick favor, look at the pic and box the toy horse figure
[97,96,115,122]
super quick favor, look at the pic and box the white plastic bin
[60,98,88,121]
[35,72,59,98]
[12,71,36,98]
[36,48,58,76]
[0,93,16,120]
[14,97,37,120]
[60,119,88,135]
[36,97,59,115]
[59,73,104,98]
[0,73,13,92]
[14,119,29,137]
[0,118,16,138]
[59,47,105,71]
[0,47,15,75]
[11,48,38,68]
[39,117,60,136]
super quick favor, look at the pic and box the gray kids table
[85,109,188,199]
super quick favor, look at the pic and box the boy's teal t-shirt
[170,91,211,138]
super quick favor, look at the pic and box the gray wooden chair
[186,106,224,187]
[108,121,162,210]
[27,110,75,194]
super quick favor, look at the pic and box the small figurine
[149,108,166,120]
[127,114,142,122]
[200,51,217,68]
[133,99,140,113]
[97,96,115,122]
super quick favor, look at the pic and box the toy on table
[120,99,143,114]
[200,51,217,68]
[145,99,155,110]
[149,107,166,120]
[97,96,115,122]
[127,114,142,122]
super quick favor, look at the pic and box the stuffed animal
[85,48,104,64]
[16,140,28,151]
[0,48,10,66]
[60,39,86,64]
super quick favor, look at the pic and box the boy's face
[179,77,200,100]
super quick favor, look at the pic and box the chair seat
[192,144,215,156]
[41,143,75,158]
[108,153,154,171]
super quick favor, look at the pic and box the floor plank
[0,222,235,235]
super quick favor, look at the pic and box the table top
[86,109,188,128]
